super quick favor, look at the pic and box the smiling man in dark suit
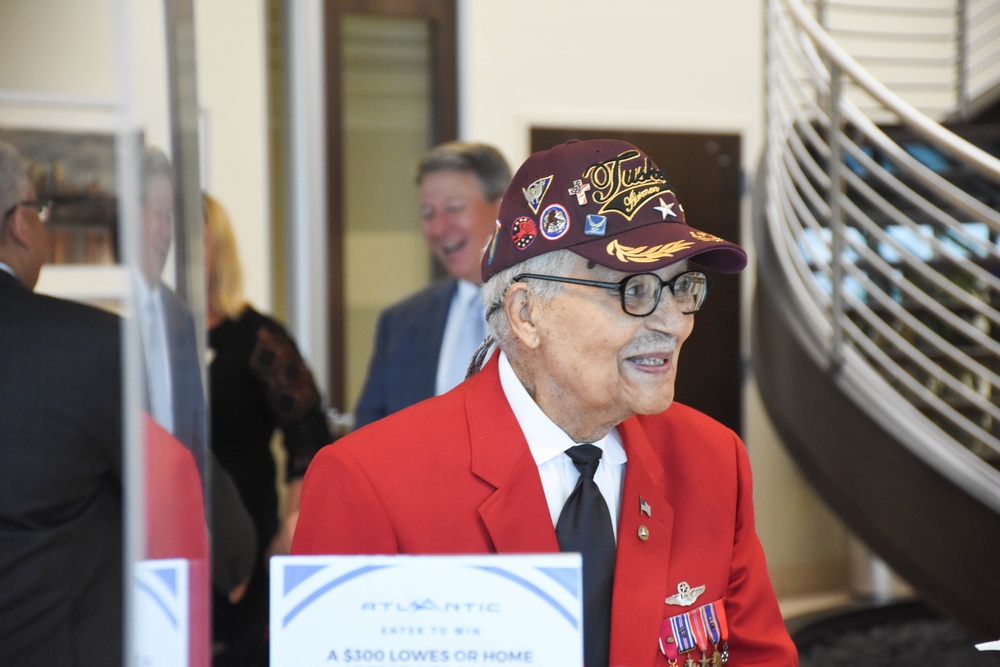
[0,140,124,666]
[353,141,511,428]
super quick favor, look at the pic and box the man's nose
[644,289,692,332]
[423,211,447,237]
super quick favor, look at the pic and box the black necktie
[555,444,616,667]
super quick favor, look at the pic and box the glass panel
[342,14,433,409]
[0,1,222,664]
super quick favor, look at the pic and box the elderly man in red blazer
[293,139,798,667]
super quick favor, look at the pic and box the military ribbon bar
[711,599,730,665]
[670,612,697,653]
[658,619,679,663]
[689,608,710,653]
[699,601,722,645]
[712,600,729,642]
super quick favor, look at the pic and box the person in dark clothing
[0,140,123,667]
[203,192,332,665]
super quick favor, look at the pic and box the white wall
[458,1,764,168]
[194,0,271,311]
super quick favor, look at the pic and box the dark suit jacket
[353,277,457,428]
[0,270,124,666]
[294,353,798,666]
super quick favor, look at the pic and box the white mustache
[623,332,678,358]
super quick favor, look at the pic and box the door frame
[323,0,457,408]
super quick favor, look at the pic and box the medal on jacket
[661,598,729,666]
[658,619,679,666]
[669,611,699,666]
[698,600,729,665]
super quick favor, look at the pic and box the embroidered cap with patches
[481,139,746,282]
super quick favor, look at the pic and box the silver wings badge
[664,581,706,606]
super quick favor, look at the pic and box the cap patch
[540,204,570,240]
[585,214,607,237]
[522,175,553,214]
[511,216,538,250]
[569,179,591,205]
[485,223,500,265]
[584,149,669,221]
[606,238,695,264]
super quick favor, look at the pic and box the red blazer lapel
[610,417,676,667]
[465,355,559,554]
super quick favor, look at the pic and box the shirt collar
[132,271,161,306]
[497,351,626,466]
[455,278,480,304]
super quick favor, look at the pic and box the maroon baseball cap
[481,139,746,282]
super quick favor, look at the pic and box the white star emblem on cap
[654,198,677,220]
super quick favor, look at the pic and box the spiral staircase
[759,0,1000,636]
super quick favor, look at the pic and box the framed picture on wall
[0,127,117,266]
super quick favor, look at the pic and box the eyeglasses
[513,270,710,317]
[2,200,52,224]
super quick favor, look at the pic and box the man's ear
[504,281,542,349]
[5,208,32,248]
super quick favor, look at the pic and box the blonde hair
[203,192,246,319]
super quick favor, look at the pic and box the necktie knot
[565,443,602,479]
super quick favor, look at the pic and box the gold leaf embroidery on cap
[690,230,724,243]
[606,238,695,263]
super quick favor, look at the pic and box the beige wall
[0,1,114,98]
[0,0,271,312]
[195,0,271,311]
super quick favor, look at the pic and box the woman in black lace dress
[203,193,332,666]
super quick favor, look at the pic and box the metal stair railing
[765,0,1000,513]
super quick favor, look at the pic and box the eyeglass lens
[622,272,707,316]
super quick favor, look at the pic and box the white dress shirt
[497,351,627,540]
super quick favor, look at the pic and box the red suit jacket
[293,355,797,666]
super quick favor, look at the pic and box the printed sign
[271,554,582,667]
[134,558,191,667]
